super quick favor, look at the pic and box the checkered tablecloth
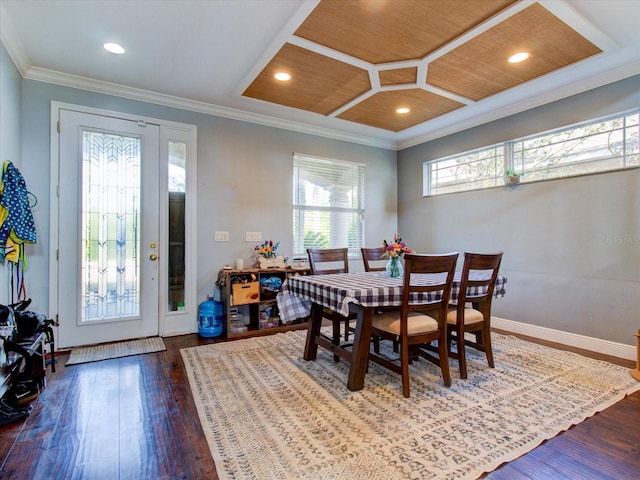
[277,271,507,324]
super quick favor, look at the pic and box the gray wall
[17,79,397,314]
[0,42,21,166]
[0,42,23,301]
[398,76,640,346]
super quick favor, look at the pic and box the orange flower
[382,233,413,258]
[254,240,280,258]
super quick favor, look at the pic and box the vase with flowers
[382,233,413,278]
[254,240,285,268]
[255,240,279,258]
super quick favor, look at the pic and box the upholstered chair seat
[374,311,439,336]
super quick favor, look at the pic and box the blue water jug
[198,295,224,338]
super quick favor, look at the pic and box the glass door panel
[81,131,142,321]
[168,141,186,312]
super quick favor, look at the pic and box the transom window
[293,153,364,258]
[424,109,640,196]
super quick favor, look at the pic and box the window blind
[293,153,365,257]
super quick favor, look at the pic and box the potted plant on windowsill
[505,169,523,185]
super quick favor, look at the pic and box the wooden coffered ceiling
[243,0,602,133]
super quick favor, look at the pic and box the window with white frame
[293,153,364,258]
[424,109,639,196]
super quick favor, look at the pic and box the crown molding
[22,66,396,151]
[20,55,640,154]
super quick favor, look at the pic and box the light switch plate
[215,231,229,242]
[246,232,262,242]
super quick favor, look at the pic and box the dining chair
[446,252,503,379]
[360,247,387,272]
[306,248,357,359]
[369,252,459,397]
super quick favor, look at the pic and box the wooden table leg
[303,303,323,361]
[347,305,373,391]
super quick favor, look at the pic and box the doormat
[66,337,166,365]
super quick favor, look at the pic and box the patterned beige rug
[181,331,639,480]
[66,337,166,365]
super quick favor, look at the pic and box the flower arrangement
[254,240,280,258]
[382,233,413,259]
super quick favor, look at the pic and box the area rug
[66,336,166,365]
[181,331,640,480]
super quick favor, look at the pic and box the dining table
[277,270,507,391]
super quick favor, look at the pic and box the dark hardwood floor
[1,331,638,479]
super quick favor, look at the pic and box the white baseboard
[160,327,197,337]
[492,317,636,362]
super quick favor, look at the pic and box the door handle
[150,254,158,261]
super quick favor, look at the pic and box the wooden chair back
[455,252,503,316]
[401,253,458,325]
[307,248,349,275]
[360,247,387,272]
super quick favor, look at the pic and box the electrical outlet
[214,231,229,242]
[246,232,262,242]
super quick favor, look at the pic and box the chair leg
[438,337,452,387]
[401,342,411,398]
[457,331,468,380]
[483,325,494,368]
[332,314,341,362]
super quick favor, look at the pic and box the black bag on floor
[14,311,47,338]
[9,298,57,340]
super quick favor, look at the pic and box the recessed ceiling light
[396,107,410,114]
[274,72,291,81]
[104,42,125,55]
[508,52,530,63]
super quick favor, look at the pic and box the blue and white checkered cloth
[277,271,507,324]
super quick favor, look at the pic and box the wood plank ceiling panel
[294,0,517,64]
[427,3,602,101]
[337,89,464,132]
[379,68,417,86]
[242,43,370,115]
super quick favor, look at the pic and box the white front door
[56,109,160,348]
